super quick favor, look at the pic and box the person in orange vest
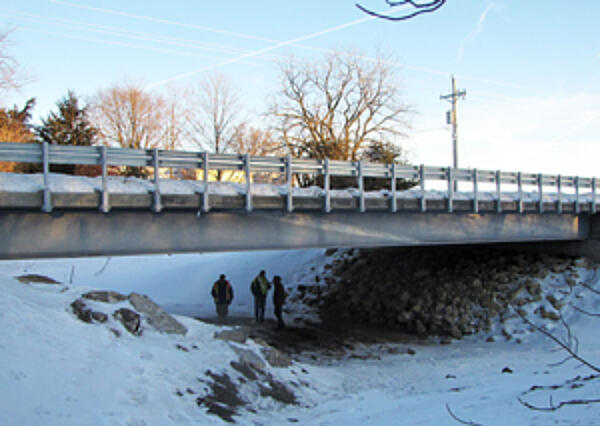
[272,275,286,329]
[211,274,233,323]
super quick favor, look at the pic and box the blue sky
[2,0,600,178]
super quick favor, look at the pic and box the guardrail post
[244,153,252,213]
[592,177,597,214]
[517,172,523,214]
[472,168,479,214]
[201,152,210,214]
[42,142,52,213]
[390,162,397,213]
[285,155,293,213]
[358,160,365,213]
[575,176,580,214]
[419,164,426,212]
[537,173,544,214]
[495,170,502,213]
[557,174,562,214]
[152,148,162,213]
[100,145,110,213]
[447,167,454,213]
[323,159,331,213]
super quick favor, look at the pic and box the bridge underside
[0,208,588,259]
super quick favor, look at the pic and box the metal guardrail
[0,142,597,216]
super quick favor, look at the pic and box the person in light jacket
[250,270,271,323]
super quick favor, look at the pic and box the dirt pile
[320,246,589,339]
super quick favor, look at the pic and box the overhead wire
[1,10,279,64]
[15,26,266,63]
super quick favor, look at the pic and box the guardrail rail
[0,142,597,216]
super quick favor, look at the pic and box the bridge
[0,142,598,259]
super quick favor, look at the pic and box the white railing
[0,142,597,215]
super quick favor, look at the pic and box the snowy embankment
[3,250,329,319]
[1,249,600,425]
[0,171,595,203]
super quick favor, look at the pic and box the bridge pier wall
[485,214,600,262]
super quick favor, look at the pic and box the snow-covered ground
[1,250,600,425]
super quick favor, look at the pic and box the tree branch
[572,305,600,317]
[356,0,446,21]
[511,305,600,373]
[519,395,600,411]
[445,403,482,426]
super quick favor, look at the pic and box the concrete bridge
[0,142,598,259]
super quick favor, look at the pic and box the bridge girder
[0,209,588,259]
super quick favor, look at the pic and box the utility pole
[440,75,466,190]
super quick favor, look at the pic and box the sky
[1,0,600,177]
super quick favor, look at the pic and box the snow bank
[0,172,597,203]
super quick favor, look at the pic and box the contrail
[16,26,266,64]
[146,16,376,88]
[47,0,544,94]
[49,0,283,44]
[48,0,372,59]
[3,10,275,61]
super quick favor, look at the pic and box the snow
[1,250,600,425]
[0,172,597,203]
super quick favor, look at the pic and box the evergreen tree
[35,91,97,174]
[0,97,36,143]
[37,91,97,147]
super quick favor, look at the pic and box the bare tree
[163,84,191,152]
[270,49,411,162]
[232,124,283,157]
[91,81,167,150]
[161,84,193,177]
[356,0,447,21]
[0,29,30,101]
[229,124,286,184]
[90,81,168,176]
[188,72,243,155]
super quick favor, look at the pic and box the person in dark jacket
[211,274,233,323]
[250,270,271,323]
[272,275,286,329]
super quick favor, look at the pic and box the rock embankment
[319,246,590,339]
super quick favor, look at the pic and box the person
[250,270,271,323]
[211,274,233,323]
[272,275,286,329]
